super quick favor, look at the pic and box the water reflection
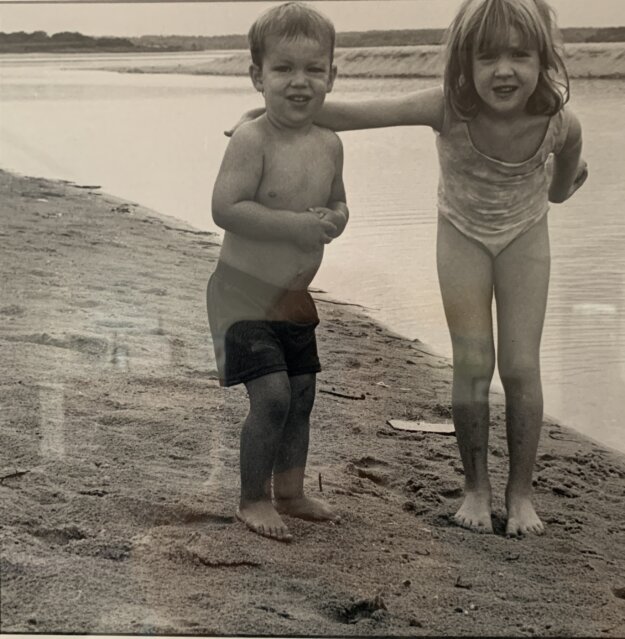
[0,53,623,452]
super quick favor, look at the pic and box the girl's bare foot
[453,490,493,533]
[505,493,544,536]
[236,500,292,542]
[275,495,340,522]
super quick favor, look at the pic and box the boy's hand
[295,213,337,251]
[308,206,348,238]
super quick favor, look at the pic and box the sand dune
[118,42,625,79]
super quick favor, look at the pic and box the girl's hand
[224,107,265,137]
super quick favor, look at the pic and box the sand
[1,168,625,637]
[114,42,625,79]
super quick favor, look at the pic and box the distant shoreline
[105,43,625,80]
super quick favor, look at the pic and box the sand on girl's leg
[273,467,340,522]
[236,499,293,542]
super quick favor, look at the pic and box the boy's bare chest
[258,137,336,208]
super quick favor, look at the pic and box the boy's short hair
[248,1,336,67]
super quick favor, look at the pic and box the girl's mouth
[493,86,518,96]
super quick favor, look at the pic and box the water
[1,52,623,453]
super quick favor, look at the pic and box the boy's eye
[274,65,290,72]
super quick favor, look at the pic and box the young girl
[230,0,587,536]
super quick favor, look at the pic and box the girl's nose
[494,55,513,76]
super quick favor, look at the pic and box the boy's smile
[250,35,336,129]
[471,27,541,118]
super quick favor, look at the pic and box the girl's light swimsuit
[436,105,571,256]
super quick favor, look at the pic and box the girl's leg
[239,371,293,541]
[494,216,550,536]
[437,216,496,532]
[273,373,339,521]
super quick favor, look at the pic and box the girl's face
[471,27,541,118]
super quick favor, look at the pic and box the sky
[0,0,624,37]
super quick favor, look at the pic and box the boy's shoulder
[311,124,343,151]
[229,118,267,147]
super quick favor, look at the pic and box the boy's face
[250,35,336,129]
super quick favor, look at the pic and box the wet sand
[1,169,625,636]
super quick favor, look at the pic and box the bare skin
[236,500,293,542]
[438,215,550,536]
[274,466,340,522]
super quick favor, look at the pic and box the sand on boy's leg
[272,373,340,523]
[437,216,495,533]
[237,372,293,542]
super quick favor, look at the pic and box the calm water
[1,52,624,453]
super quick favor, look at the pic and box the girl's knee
[498,360,541,395]
[452,339,496,381]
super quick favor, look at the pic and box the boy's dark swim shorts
[207,261,321,387]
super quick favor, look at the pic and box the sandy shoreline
[112,42,625,79]
[1,168,625,636]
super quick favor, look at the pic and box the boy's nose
[290,70,308,86]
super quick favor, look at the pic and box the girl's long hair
[443,0,569,120]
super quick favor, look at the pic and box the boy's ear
[327,64,338,93]
[249,64,264,92]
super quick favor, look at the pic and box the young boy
[208,2,348,542]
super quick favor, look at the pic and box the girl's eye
[309,67,325,73]
[513,50,531,58]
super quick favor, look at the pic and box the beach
[1,168,625,636]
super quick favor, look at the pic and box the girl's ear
[249,64,263,93]
[326,64,338,93]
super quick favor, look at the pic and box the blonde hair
[443,0,569,119]
[248,1,336,68]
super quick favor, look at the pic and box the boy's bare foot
[505,494,544,536]
[236,500,292,542]
[275,495,340,522]
[453,490,493,533]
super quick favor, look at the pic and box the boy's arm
[309,136,349,238]
[226,86,445,136]
[549,111,587,204]
[212,125,336,249]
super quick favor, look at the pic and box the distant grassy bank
[117,43,625,80]
[3,26,625,54]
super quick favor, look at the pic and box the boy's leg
[273,373,339,522]
[494,216,550,536]
[437,216,496,532]
[239,371,293,541]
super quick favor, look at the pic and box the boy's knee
[247,375,292,422]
